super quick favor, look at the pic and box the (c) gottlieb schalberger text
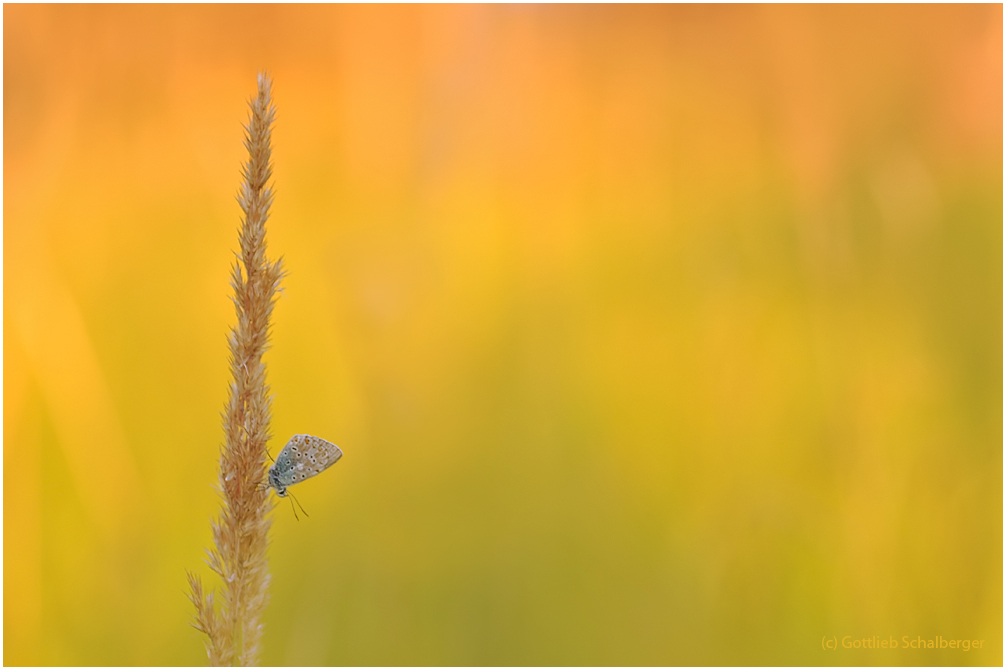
[822,635,986,651]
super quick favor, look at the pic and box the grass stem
[189,73,283,667]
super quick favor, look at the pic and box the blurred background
[3,5,1001,665]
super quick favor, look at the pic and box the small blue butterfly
[267,434,342,498]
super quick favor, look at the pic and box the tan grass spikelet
[189,72,284,667]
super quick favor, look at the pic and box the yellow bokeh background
[4,5,1002,665]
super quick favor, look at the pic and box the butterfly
[267,434,343,498]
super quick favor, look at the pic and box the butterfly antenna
[288,495,300,521]
[288,489,310,519]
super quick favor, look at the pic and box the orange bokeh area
[4,5,1001,665]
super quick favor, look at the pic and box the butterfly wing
[270,441,298,489]
[303,435,343,473]
[278,434,343,488]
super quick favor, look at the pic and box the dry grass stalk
[188,73,284,667]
